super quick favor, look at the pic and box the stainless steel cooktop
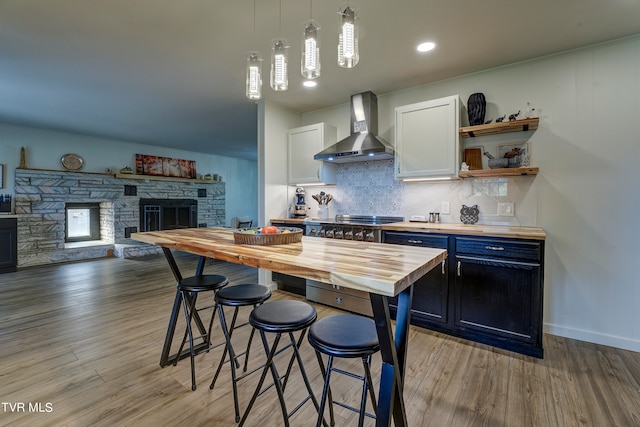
[305,215,404,226]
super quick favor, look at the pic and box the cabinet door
[384,232,449,324]
[393,261,448,324]
[288,123,337,185]
[454,255,542,345]
[0,219,17,273]
[395,95,460,179]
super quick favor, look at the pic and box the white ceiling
[2,0,640,160]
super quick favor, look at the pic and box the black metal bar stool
[175,273,229,390]
[308,314,379,427]
[239,300,328,427]
[208,283,272,422]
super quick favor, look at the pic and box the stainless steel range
[304,215,404,315]
[305,214,404,242]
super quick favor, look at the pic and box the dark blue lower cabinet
[454,255,543,356]
[391,263,449,324]
[0,218,17,274]
[384,232,449,325]
[382,231,544,358]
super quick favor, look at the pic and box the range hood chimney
[314,91,394,163]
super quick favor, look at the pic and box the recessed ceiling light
[303,80,317,88]
[417,42,436,53]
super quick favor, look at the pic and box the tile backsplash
[337,160,404,216]
[300,159,538,226]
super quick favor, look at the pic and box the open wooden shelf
[459,118,539,138]
[458,167,539,178]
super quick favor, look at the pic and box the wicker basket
[233,227,303,245]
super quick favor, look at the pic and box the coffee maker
[292,187,307,217]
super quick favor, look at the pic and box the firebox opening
[65,203,101,243]
[63,201,115,249]
[139,199,198,232]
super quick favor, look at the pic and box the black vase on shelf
[467,93,486,126]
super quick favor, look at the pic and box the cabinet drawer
[455,237,541,262]
[306,283,372,317]
[383,231,448,249]
[306,280,369,298]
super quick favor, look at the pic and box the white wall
[256,100,301,286]
[297,36,640,352]
[0,123,258,226]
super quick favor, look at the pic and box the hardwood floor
[1,254,639,426]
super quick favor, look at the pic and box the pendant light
[270,0,289,91]
[245,0,262,100]
[338,3,359,68]
[246,51,262,100]
[301,0,321,79]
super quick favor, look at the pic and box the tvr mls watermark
[2,402,53,413]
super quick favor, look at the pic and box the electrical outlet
[498,202,515,216]
[441,201,450,215]
[124,226,137,238]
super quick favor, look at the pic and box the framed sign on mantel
[135,154,196,179]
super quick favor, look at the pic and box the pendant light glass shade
[245,51,263,100]
[270,38,289,91]
[301,20,321,79]
[338,4,359,68]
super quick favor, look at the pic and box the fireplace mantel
[17,167,219,184]
[114,173,220,183]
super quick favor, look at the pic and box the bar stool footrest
[332,401,376,420]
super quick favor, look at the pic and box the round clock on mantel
[60,153,85,171]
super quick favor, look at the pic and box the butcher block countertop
[131,227,446,297]
[382,222,546,240]
[269,218,306,225]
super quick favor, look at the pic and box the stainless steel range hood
[314,91,394,163]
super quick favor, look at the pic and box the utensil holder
[318,205,329,219]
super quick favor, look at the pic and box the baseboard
[545,323,640,353]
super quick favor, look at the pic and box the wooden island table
[131,227,447,427]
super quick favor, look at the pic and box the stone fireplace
[14,169,225,267]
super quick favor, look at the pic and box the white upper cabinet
[394,95,460,180]
[288,123,337,185]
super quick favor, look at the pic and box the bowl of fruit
[233,226,303,245]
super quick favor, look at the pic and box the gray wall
[0,123,258,226]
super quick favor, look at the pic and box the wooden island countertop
[131,227,446,297]
[132,226,447,426]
